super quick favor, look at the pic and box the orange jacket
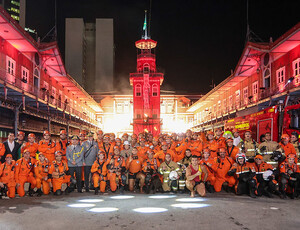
[15,157,35,183]
[56,139,70,156]
[229,162,256,180]
[21,142,39,158]
[0,160,16,186]
[204,140,219,158]
[212,156,234,179]
[99,143,114,158]
[215,136,226,149]
[48,160,69,178]
[38,140,56,159]
[279,142,297,159]
[142,158,160,173]
[91,159,108,177]
[126,156,143,174]
[0,143,5,157]
[153,145,161,153]
[106,155,126,173]
[189,140,204,156]
[200,158,215,177]
[154,149,176,163]
[34,160,50,180]
[226,146,240,161]
[280,161,300,175]
[137,146,149,160]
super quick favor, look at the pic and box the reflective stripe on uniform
[236,170,250,174]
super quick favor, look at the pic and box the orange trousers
[52,175,71,192]
[93,174,106,193]
[214,176,235,192]
[107,173,121,192]
[207,174,216,186]
[36,178,51,195]
[17,175,37,197]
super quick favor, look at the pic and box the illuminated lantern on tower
[130,11,164,136]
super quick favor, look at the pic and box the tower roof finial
[142,10,149,39]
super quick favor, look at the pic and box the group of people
[0,128,299,199]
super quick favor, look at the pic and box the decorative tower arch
[130,11,164,136]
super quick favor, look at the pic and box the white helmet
[263,170,273,181]
[169,171,178,180]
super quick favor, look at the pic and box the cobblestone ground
[0,191,299,230]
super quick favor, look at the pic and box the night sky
[26,0,300,94]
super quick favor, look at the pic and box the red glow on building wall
[130,16,164,136]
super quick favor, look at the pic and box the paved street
[0,192,299,230]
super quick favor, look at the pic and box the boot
[249,188,256,198]
[65,186,71,195]
[94,187,99,195]
[36,188,43,197]
[119,186,124,195]
[55,189,62,196]
[29,188,35,197]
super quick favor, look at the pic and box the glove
[227,168,236,176]
[247,157,254,163]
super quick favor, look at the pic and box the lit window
[51,87,57,104]
[252,81,258,95]
[135,84,142,97]
[243,87,248,105]
[21,66,29,83]
[33,68,40,89]
[117,103,123,113]
[6,56,16,75]
[152,84,158,97]
[235,90,240,108]
[292,58,300,85]
[124,102,129,113]
[263,69,271,88]
[229,96,233,110]
[276,67,285,84]
[223,98,227,112]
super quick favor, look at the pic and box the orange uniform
[137,146,149,160]
[189,140,204,156]
[91,159,108,193]
[34,160,51,195]
[21,142,39,159]
[226,146,240,161]
[0,143,5,158]
[153,145,161,154]
[279,143,297,162]
[126,156,143,174]
[56,139,69,162]
[212,156,235,192]
[38,140,56,163]
[99,143,114,158]
[215,136,226,149]
[48,160,70,192]
[154,149,176,163]
[175,140,190,158]
[0,160,16,198]
[200,158,216,185]
[15,157,37,197]
[106,155,126,192]
[204,140,219,158]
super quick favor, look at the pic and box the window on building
[58,90,63,108]
[51,87,56,105]
[6,56,16,75]
[263,69,271,88]
[235,90,240,108]
[21,66,29,83]
[143,64,150,74]
[137,114,141,119]
[223,98,227,112]
[161,103,166,113]
[276,67,285,84]
[229,96,233,110]
[252,81,258,95]
[243,87,248,105]
[33,68,40,89]
[117,103,123,113]
[292,58,300,85]
[124,102,129,113]
[136,84,142,97]
[152,84,158,97]
[167,103,173,113]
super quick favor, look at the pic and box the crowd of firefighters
[0,128,299,199]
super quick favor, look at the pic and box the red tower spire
[130,11,164,136]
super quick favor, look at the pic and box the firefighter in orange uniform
[253,155,279,197]
[0,142,5,159]
[0,154,16,198]
[38,131,56,163]
[91,151,107,194]
[152,137,161,153]
[115,138,124,151]
[228,153,257,198]
[215,128,226,149]
[279,134,297,162]
[96,130,104,148]
[126,147,145,193]
[137,138,149,160]
[155,141,176,163]
[21,133,38,160]
[106,146,126,194]
[34,152,51,196]
[189,132,203,157]
[49,151,71,195]
[225,138,239,161]
[15,149,37,197]
[279,154,300,199]
[200,148,216,192]
[204,131,219,158]
[99,134,114,158]
[212,148,235,192]
[56,130,69,162]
